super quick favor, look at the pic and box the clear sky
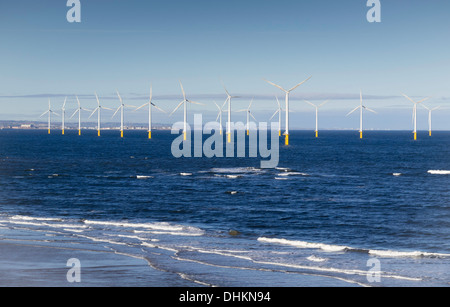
[0,0,449,130]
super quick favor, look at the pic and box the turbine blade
[62,97,67,109]
[179,81,186,101]
[40,110,49,117]
[275,96,281,108]
[169,101,184,117]
[249,112,257,122]
[264,79,287,93]
[112,106,121,118]
[364,106,377,114]
[304,100,316,108]
[116,90,123,104]
[187,100,204,105]
[319,100,329,107]
[135,103,149,111]
[269,109,279,121]
[95,92,100,106]
[248,97,254,110]
[346,106,360,116]
[288,76,312,92]
[88,108,99,119]
[401,93,416,104]
[70,109,79,119]
[152,103,166,113]
[417,97,430,104]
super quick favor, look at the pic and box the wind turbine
[304,99,329,138]
[421,104,440,137]
[401,93,430,140]
[61,97,67,135]
[264,76,312,145]
[40,99,59,134]
[89,92,114,137]
[236,98,256,135]
[269,96,283,137]
[70,96,90,136]
[346,90,376,139]
[222,82,240,143]
[112,90,136,138]
[169,81,203,141]
[214,100,225,135]
[135,85,166,139]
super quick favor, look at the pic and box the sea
[0,129,449,287]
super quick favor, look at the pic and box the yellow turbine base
[220,130,222,135]
[183,131,187,141]
[62,129,64,135]
[247,130,249,136]
[360,131,363,139]
[227,133,231,143]
[148,131,152,139]
[414,132,417,141]
[78,130,81,136]
[48,129,51,135]
[315,130,318,138]
[98,130,101,137]
[279,130,281,137]
[121,131,124,138]
[285,134,289,146]
[429,131,432,137]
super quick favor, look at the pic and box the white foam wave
[136,175,153,179]
[83,220,204,236]
[428,170,450,175]
[368,249,450,258]
[11,215,62,222]
[258,237,348,252]
[307,255,328,262]
[211,167,263,174]
[392,173,402,176]
[277,172,309,177]
[179,172,193,176]
[274,177,289,180]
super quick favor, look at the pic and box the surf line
[171,114,279,168]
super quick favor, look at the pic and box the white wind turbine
[70,96,90,136]
[89,92,114,137]
[40,99,59,135]
[222,82,240,143]
[112,90,136,138]
[135,85,166,139]
[269,96,283,137]
[264,76,312,145]
[304,99,329,138]
[236,98,257,136]
[169,81,203,141]
[61,97,67,135]
[401,93,430,140]
[346,90,376,139]
[421,104,440,137]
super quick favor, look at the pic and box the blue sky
[0,0,449,130]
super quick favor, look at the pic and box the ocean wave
[179,172,193,176]
[277,172,309,177]
[428,170,450,175]
[83,220,204,236]
[258,237,450,259]
[258,237,349,252]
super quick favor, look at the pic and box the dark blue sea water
[0,129,449,286]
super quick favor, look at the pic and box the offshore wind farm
[0,1,450,290]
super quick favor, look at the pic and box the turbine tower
[89,92,114,137]
[264,76,312,145]
[304,99,329,138]
[222,82,240,143]
[269,97,283,137]
[421,104,440,137]
[40,99,59,134]
[401,93,430,140]
[61,97,67,135]
[169,81,203,141]
[135,85,166,139]
[112,90,136,138]
[70,96,90,136]
[236,98,256,135]
[346,90,376,139]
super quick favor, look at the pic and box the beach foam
[427,170,450,175]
